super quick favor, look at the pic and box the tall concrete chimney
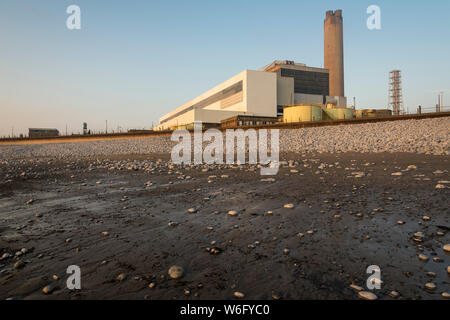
[324,10,344,97]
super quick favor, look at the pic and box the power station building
[155,10,348,131]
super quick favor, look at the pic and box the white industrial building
[155,69,277,130]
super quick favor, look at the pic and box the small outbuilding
[29,128,59,138]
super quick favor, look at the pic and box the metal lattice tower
[389,70,404,115]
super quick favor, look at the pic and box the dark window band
[161,81,243,124]
[280,68,329,96]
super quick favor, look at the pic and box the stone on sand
[42,284,56,295]
[358,291,377,300]
[168,265,184,279]
[425,283,436,291]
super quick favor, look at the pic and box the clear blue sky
[1,0,449,136]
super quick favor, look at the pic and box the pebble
[207,247,222,255]
[234,291,245,299]
[116,273,127,281]
[168,265,184,279]
[442,292,450,299]
[187,208,197,214]
[418,254,429,262]
[13,260,25,269]
[283,203,294,209]
[358,291,377,300]
[389,291,400,298]
[228,210,238,216]
[350,284,363,292]
[422,216,430,221]
[443,244,450,253]
[42,284,56,295]
[1,253,12,260]
[425,282,436,291]
[414,232,424,238]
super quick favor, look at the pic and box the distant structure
[355,109,392,118]
[83,122,88,135]
[128,129,153,133]
[324,10,345,97]
[29,128,59,138]
[438,92,444,112]
[389,70,404,115]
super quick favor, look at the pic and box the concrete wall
[326,96,347,108]
[246,70,277,117]
[294,93,324,106]
[277,76,294,106]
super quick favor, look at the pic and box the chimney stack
[324,10,344,97]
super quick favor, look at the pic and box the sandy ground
[0,152,449,300]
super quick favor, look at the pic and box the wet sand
[0,152,449,300]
